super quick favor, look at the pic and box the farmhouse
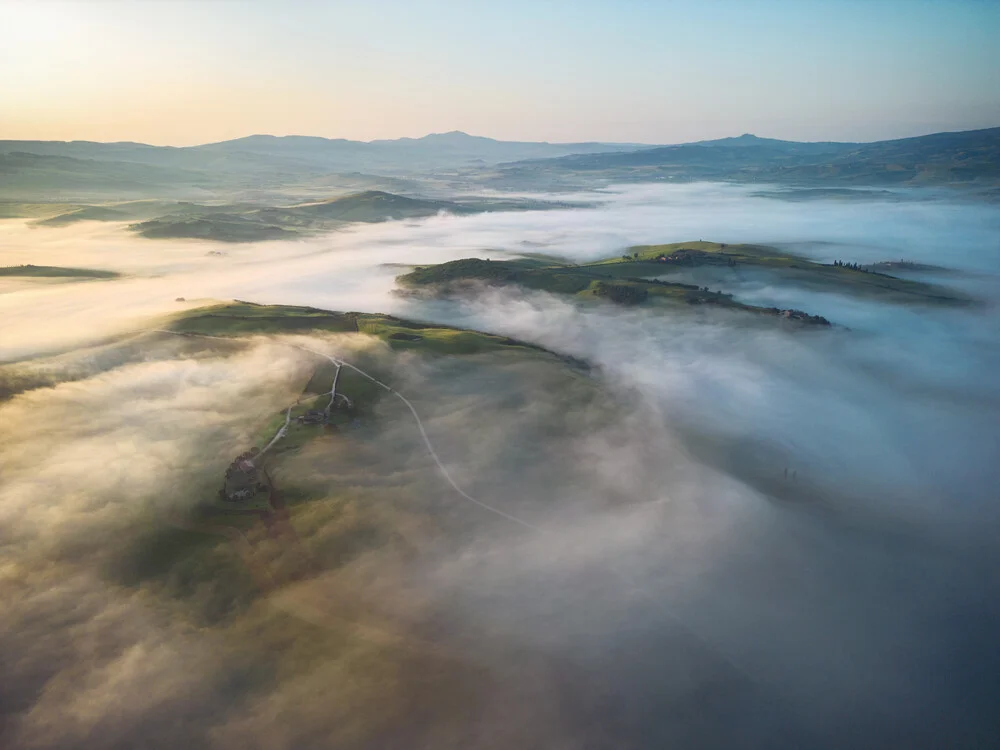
[221,448,267,503]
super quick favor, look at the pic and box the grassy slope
[0,264,119,278]
[607,241,969,304]
[401,240,967,306]
[124,191,464,242]
[131,214,297,242]
[167,301,577,525]
[397,255,833,323]
[29,191,574,243]
[168,301,554,356]
[165,301,567,511]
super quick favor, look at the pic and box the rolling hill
[279,190,471,221]
[396,240,971,321]
[123,190,567,241]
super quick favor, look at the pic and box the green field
[397,240,969,313]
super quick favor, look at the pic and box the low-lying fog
[2,183,998,359]
[2,183,999,748]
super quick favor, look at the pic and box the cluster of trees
[764,307,832,326]
[594,282,648,305]
[686,287,730,306]
[832,260,869,272]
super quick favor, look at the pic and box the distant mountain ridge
[1,126,997,200]
[0,130,649,174]
[0,130,654,200]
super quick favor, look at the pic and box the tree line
[832,260,870,272]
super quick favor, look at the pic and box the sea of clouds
[1,183,998,748]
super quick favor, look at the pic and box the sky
[1,0,998,146]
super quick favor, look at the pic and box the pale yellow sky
[2,0,998,145]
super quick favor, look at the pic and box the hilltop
[167,301,565,358]
[278,190,472,221]
[397,255,833,325]
[124,190,455,241]
[613,242,971,304]
[125,191,575,241]
[397,240,972,325]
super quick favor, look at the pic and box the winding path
[261,407,292,456]
[156,327,535,527]
[295,344,539,531]
[324,360,342,418]
[154,327,760,686]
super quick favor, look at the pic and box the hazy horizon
[3,0,998,146]
[6,124,1000,149]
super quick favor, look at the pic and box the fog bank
[2,183,997,360]
[2,184,999,748]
